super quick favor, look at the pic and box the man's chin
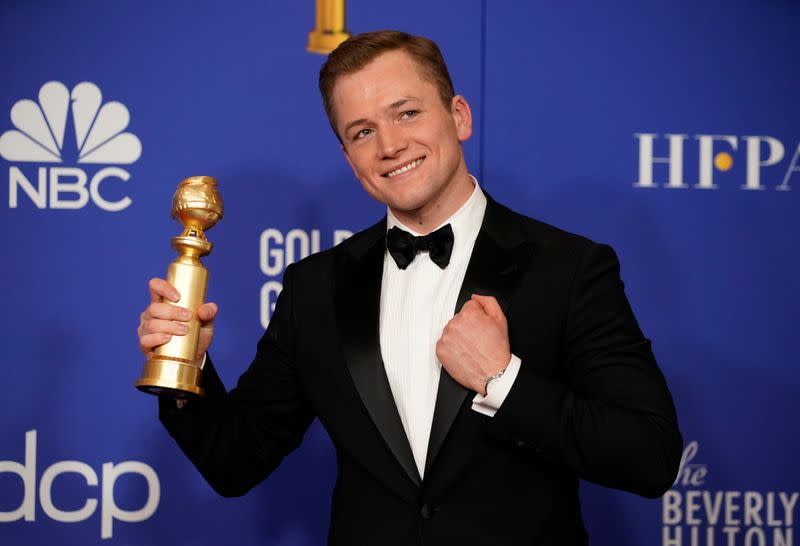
[387,201,436,228]
[386,194,428,214]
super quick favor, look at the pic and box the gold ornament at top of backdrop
[308,0,349,54]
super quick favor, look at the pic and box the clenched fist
[137,277,218,362]
[435,294,511,395]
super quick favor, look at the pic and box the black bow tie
[386,224,454,270]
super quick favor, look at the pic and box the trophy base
[307,30,349,54]
[135,357,205,398]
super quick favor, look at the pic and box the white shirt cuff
[470,354,521,417]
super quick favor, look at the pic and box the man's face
[332,50,473,227]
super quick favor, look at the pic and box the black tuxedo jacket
[159,196,682,545]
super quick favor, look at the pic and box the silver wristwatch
[484,368,507,394]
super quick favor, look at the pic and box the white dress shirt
[380,177,520,477]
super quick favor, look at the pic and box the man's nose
[377,126,407,158]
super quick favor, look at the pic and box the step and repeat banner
[1,1,797,545]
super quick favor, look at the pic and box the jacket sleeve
[487,242,683,498]
[158,262,315,497]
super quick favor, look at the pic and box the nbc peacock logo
[0,81,142,211]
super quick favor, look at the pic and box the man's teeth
[387,158,423,178]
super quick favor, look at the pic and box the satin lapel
[425,197,532,476]
[335,220,422,487]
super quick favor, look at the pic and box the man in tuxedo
[138,30,682,545]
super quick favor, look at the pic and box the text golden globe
[135,176,223,398]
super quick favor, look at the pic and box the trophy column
[135,176,223,398]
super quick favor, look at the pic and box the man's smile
[383,157,425,178]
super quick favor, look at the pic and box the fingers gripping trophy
[136,176,223,398]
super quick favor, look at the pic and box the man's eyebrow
[388,97,419,110]
[343,118,369,135]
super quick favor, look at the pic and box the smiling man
[332,48,474,233]
[139,30,683,545]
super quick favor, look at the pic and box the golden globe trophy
[307,0,349,54]
[135,176,223,398]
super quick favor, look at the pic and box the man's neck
[390,170,475,235]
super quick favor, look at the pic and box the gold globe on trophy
[135,176,223,398]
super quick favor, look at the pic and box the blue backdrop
[1,1,797,545]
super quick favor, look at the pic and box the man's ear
[450,95,473,142]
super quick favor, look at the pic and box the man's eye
[355,128,373,140]
[400,110,419,120]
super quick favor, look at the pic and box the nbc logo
[0,81,142,211]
